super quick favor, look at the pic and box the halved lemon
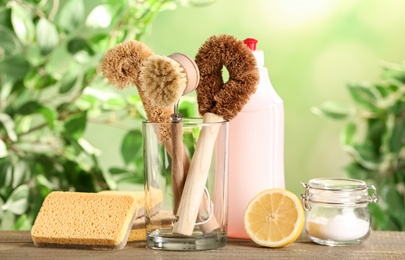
[243,188,305,247]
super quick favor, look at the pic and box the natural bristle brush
[173,34,260,236]
[139,53,200,215]
[101,40,173,143]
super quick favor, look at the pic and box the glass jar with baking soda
[300,178,379,246]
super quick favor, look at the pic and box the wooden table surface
[0,231,404,259]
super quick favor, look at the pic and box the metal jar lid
[300,178,379,211]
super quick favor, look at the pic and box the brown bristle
[139,55,186,108]
[195,34,260,120]
[101,40,154,89]
[101,40,172,141]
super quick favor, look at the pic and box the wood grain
[172,113,223,236]
[1,231,405,259]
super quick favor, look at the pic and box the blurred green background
[87,0,405,195]
[2,0,405,230]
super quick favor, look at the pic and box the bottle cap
[243,38,258,51]
[243,38,264,67]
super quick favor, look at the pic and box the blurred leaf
[64,112,87,140]
[368,203,390,230]
[0,211,15,230]
[72,50,100,65]
[0,0,181,231]
[382,186,405,229]
[76,94,99,111]
[127,94,147,119]
[109,167,128,175]
[311,101,352,120]
[12,160,29,188]
[35,175,54,191]
[0,139,8,158]
[39,106,57,128]
[340,121,356,147]
[108,167,141,184]
[389,120,405,153]
[57,0,85,33]
[24,70,58,90]
[44,47,73,77]
[0,113,17,142]
[183,131,196,156]
[62,160,97,192]
[2,184,29,215]
[0,25,21,56]
[347,83,380,112]
[18,100,43,114]
[374,82,397,99]
[179,97,199,117]
[160,1,178,11]
[59,69,79,94]
[366,117,386,148]
[390,100,405,117]
[85,4,114,29]
[18,101,57,128]
[10,2,35,44]
[126,94,141,106]
[0,81,13,101]
[36,17,59,55]
[67,38,94,55]
[115,173,144,184]
[103,96,127,110]
[345,162,369,180]
[14,214,31,230]
[0,55,30,80]
[121,130,142,165]
[0,196,3,219]
[344,143,379,170]
[0,7,12,29]
[383,65,405,84]
[78,138,101,156]
[0,159,13,189]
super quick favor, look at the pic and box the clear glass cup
[301,178,379,246]
[143,117,228,250]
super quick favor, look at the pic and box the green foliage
[0,0,188,230]
[314,61,405,231]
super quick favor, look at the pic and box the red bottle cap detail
[243,38,258,51]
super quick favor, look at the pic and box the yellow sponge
[100,189,164,242]
[31,191,138,250]
[100,189,163,218]
[128,210,175,241]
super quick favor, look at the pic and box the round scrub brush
[101,40,153,89]
[139,53,200,215]
[173,34,260,236]
[139,55,187,109]
[101,40,173,142]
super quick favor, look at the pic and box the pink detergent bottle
[227,38,285,239]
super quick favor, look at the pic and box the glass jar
[143,118,229,251]
[300,178,378,246]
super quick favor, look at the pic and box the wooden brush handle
[172,112,223,236]
[170,121,218,232]
[170,120,186,215]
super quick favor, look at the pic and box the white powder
[307,211,370,241]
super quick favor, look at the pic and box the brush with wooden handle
[167,54,222,233]
[167,53,200,215]
[101,40,173,144]
[140,53,220,233]
[139,53,194,214]
[173,34,260,236]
